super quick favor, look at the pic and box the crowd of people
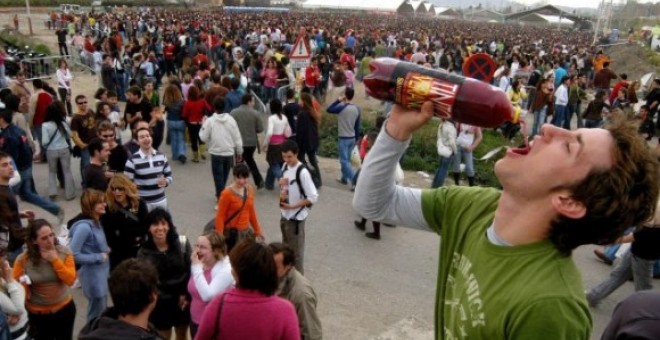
[0,5,659,339]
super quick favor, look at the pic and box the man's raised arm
[352,102,434,230]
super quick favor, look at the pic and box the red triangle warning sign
[290,35,311,60]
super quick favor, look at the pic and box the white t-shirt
[456,124,476,148]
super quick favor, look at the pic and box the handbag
[71,145,82,158]
[223,188,247,251]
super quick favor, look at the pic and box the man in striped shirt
[124,127,172,211]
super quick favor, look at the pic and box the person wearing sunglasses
[97,121,128,174]
[70,95,97,184]
[101,174,148,271]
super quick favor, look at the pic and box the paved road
[20,136,643,340]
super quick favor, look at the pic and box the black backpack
[283,164,314,209]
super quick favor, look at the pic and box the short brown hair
[97,121,115,135]
[229,240,278,296]
[549,118,660,255]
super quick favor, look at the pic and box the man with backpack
[279,140,318,274]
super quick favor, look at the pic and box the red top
[193,53,209,67]
[164,44,176,61]
[340,53,356,70]
[182,99,209,124]
[84,39,94,53]
[305,66,320,88]
[34,92,53,126]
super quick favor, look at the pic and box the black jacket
[79,308,163,340]
[137,239,192,301]
[100,199,149,270]
[295,110,319,152]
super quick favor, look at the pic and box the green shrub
[0,31,52,55]
[318,109,505,188]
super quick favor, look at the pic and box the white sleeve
[263,116,274,146]
[301,167,318,204]
[232,120,243,155]
[199,119,211,143]
[191,263,234,302]
[0,282,26,315]
[352,125,429,230]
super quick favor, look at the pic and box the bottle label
[393,63,465,119]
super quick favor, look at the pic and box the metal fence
[18,55,94,81]
[20,56,59,80]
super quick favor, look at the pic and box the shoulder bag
[223,188,247,250]
[211,293,227,340]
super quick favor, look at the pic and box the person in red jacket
[163,39,176,77]
[30,79,54,162]
[192,47,209,68]
[305,57,322,101]
[182,85,210,163]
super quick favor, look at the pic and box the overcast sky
[514,0,640,9]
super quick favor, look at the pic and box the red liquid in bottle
[363,58,513,128]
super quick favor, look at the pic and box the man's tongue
[511,145,530,155]
[511,132,531,155]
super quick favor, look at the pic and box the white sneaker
[56,209,65,225]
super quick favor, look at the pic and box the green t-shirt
[421,186,592,339]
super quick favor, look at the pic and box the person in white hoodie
[432,118,457,188]
[0,258,28,340]
[199,97,243,200]
[552,76,570,128]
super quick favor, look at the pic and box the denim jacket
[70,219,110,298]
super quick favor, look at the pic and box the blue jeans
[263,86,276,103]
[86,296,107,325]
[116,72,126,101]
[432,155,453,188]
[168,120,186,160]
[568,102,582,128]
[587,250,654,306]
[552,105,567,127]
[338,138,356,184]
[79,148,90,184]
[211,155,234,198]
[585,119,603,128]
[122,69,131,101]
[17,167,60,216]
[32,126,43,158]
[531,106,547,136]
[265,163,282,190]
[453,146,474,177]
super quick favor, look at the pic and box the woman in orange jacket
[215,163,264,251]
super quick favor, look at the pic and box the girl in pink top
[261,58,279,103]
[187,231,234,338]
[195,241,299,340]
